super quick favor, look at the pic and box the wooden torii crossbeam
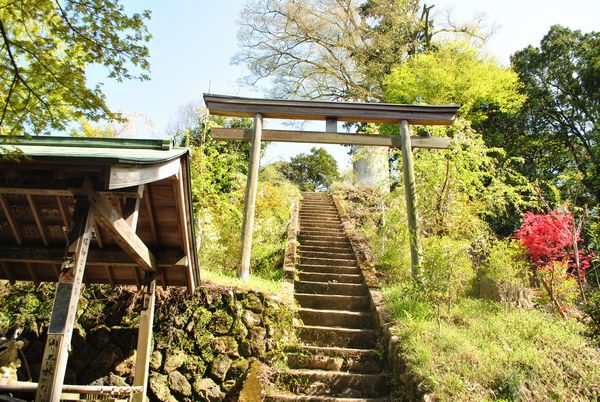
[0,136,199,402]
[203,94,460,281]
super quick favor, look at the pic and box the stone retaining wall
[2,282,295,401]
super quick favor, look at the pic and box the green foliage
[420,236,473,315]
[384,41,525,126]
[280,147,339,191]
[0,0,151,135]
[384,294,600,401]
[482,238,529,289]
[583,291,600,344]
[510,25,600,204]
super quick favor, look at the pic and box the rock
[111,326,136,351]
[243,293,264,313]
[306,381,330,395]
[221,379,237,392]
[90,372,128,387]
[339,387,362,398]
[71,325,86,352]
[168,370,192,397]
[114,350,136,377]
[193,378,223,401]
[231,319,248,341]
[150,350,163,370]
[210,354,232,381]
[209,310,233,335]
[211,336,239,357]
[183,356,207,376]
[81,343,122,383]
[242,311,261,328]
[164,349,187,372]
[88,325,111,349]
[150,373,173,402]
[191,307,212,330]
[227,357,249,380]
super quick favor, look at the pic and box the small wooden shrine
[0,135,199,401]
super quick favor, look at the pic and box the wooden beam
[0,194,23,245]
[88,192,156,271]
[1,261,15,284]
[108,158,180,190]
[143,185,159,246]
[27,195,49,246]
[132,273,156,402]
[211,128,451,149]
[400,120,422,279]
[0,246,184,267]
[326,117,337,133]
[36,198,94,402]
[105,265,114,286]
[25,262,39,286]
[122,185,144,232]
[204,94,459,125]
[239,114,263,281]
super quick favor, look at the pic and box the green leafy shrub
[420,236,474,321]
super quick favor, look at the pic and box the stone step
[300,257,357,267]
[300,250,355,259]
[266,392,388,401]
[296,325,378,349]
[299,234,349,242]
[298,271,363,284]
[299,239,352,248]
[274,369,388,398]
[298,264,360,275]
[299,230,347,238]
[299,212,340,219]
[299,308,374,329]
[300,208,338,214]
[299,244,353,253]
[294,293,370,311]
[300,203,336,208]
[300,222,345,230]
[288,346,383,374]
[295,281,367,296]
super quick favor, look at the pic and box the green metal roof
[0,135,189,164]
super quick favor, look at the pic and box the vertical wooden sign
[36,198,95,402]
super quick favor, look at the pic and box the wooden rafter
[55,196,69,228]
[0,194,23,245]
[26,194,49,246]
[25,262,39,285]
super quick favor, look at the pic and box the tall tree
[0,0,151,136]
[510,25,600,204]
[280,147,339,191]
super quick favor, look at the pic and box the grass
[384,284,600,401]
[200,268,293,303]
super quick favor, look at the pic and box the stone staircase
[266,193,389,401]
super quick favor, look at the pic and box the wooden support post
[238,114,263,280]
[35,197,94,402]
[400,120,422,280]
[132,272,156,402]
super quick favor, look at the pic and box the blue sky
[90,0,599,169]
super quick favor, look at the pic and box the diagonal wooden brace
[87,191,156,271]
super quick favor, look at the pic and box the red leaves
[515,209,592,274]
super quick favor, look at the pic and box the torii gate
[203,94,459,280]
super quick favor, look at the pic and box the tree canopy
[280,147,340,191]
[234,0,488,101]
[510,25,600,204]
[0,0,151,136]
